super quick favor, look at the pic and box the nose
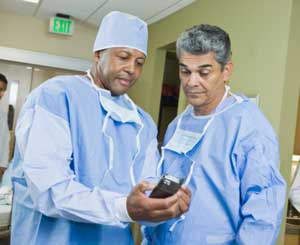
[187,72,201,87]
[124,60,135,75]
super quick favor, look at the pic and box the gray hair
[176,24,231,70]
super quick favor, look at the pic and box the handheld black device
[149,174,184,198]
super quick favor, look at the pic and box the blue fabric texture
[10,75,159,245]
[144,95,286,245]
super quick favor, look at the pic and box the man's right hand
[126,181,191,222]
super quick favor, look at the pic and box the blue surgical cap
[93,11,148,56]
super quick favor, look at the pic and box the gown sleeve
[14,87,131,227]
[235,134,286,244]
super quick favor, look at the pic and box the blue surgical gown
[144,95,286,245]
[10,75,160,245]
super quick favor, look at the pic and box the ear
[222,61,233,82]
[94,51,100,62]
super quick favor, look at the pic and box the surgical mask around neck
[157,85,244,176]
[86,70,143,186]
[86,70,141,125]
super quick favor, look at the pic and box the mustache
[116,73,134,81]
[185,89,207,94]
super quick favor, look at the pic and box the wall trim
[0,46,92,72]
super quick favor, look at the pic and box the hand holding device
[126,179,190,222]
[149,174,184,198]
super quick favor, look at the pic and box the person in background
[143,24,286,244]
[0,73,10,181]
[10,11,190,245]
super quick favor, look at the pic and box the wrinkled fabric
[144,94,286,245]
[11,75,160,245]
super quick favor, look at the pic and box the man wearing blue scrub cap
[10,11,190,245]
[143,24,286,244]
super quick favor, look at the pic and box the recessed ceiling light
[23,0,40,4]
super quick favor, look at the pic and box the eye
[118,55,128,60]
[136,59,145,67]
[117,52,130,60]
[180,67,190,74]
[199,70,210,77]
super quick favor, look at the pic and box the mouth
[117,77,132,87]
[186,91,205,96]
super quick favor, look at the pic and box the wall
[138,0,293,131]
[0,10,97,60]
[138,0,298,166]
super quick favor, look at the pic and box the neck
[89,64,104,89]
[193,105,215,116]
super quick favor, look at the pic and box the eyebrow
[179,63,212,69]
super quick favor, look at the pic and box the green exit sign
[49,17,74,36]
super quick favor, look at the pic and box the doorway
[157,51,181,143]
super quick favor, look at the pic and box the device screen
[149,174,183,198]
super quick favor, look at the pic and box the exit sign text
[49,17,74,36]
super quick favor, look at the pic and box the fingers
[177,186,191,204]
[178,196,189,213]
[181,185,191,197]
[135,181,156,193]
[174,185,191,213]
[144,204,181,222]
[128,182,192,222]
[127,188,180,222]
[141,194,185,222]
[146,194,178,210]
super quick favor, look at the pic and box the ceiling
[0,0,196,26]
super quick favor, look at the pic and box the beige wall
[137,0,293,130]
[136,0,298,167]
[0,10,97,60]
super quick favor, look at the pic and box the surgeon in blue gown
[10,11,191,245]
[143,24,286,244]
